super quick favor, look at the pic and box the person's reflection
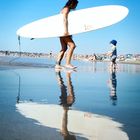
[13,72,21,104]
[108,69,117,106]
[16,72,33,104]
[55,69,76,140]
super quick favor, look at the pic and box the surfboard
[16,5,129,39]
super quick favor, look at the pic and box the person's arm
[106,50,112,57]
[62,7,69,36]
[107,46,115,56]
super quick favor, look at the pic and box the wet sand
[0,56,140,140]
[16,102,128,140]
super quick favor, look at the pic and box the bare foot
[55,64,62,69]
[65,64,77,69]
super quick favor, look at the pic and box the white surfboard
[16,5,129,39]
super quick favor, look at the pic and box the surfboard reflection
[16,102,129,140]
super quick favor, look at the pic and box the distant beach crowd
[0,50,140,64]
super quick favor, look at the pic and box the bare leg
[66,72,75,103]
[66,42,76,67]
[111,62,117,70]
[110,62,113,70]
[55,37,67,69]
[62,36,77,68]
[57,50,66,65]
[56,36,77,69]
[55,50,66,69]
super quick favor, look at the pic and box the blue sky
[0,0,140,54]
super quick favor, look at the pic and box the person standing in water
[55,0,79,69]
[107,40,117,69]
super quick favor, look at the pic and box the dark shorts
[60,35,74,48]
[111,56,117,63]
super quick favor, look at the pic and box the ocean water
[0,58,140,140]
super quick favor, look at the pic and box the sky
[0,0,140,55]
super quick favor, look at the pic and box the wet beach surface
[0,57,140,140]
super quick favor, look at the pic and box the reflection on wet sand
[16,72,21,104]
[108,69,117,106]
[56,70,76,140]
[56,70,75,107]
[16,102,129,140]
[16,70,128,140]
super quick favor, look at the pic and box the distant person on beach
[55,0,79,69]
[107,40,117,69]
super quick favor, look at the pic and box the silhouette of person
[55,70,76,140]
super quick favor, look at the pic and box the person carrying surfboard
[55,0,79,69]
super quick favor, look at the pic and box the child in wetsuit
[107,40,117,69]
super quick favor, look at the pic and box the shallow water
[0,58,140,140]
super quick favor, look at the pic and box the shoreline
[0,54,140,67]
[0,55,139,140]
